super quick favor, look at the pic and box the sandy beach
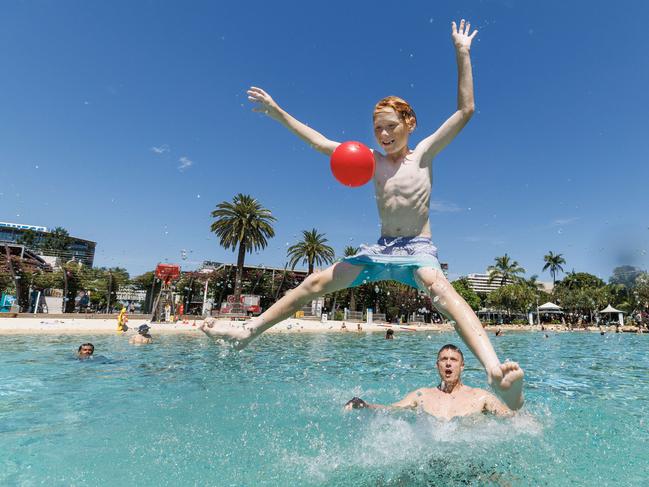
[0,315,457,336]
[1,315,638,336]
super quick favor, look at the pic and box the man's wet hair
[78,343,94,352]
[437,344,463,362]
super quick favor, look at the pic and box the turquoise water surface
[1,331,647,486]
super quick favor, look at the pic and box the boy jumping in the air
[202,20,524,410]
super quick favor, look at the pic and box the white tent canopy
[600,304,624,314]
[599,304,625,326]
[538,302,563,312]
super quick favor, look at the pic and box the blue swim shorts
[341,236,442,290]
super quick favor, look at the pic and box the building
[0,221,96,267]
[465,273,511,294]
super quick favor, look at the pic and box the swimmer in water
[77,343,95,359]
[201,19,524,410]
[345,344,521,419]
[129,324,153,345]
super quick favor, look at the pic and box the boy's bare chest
[374,158,431,196]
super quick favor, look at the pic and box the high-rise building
[0,222,96,267]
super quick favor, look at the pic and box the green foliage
[41,227,71,252]
[287,229,335,275]
[210,194,276,253]
[16,229,41,250]
[451,278,481,311]
[210,193,276,299]
[488,254,525,286]
[555,272,605,291]
[487,282,536,314]
[542,251,566,285]
[343,246,359,257]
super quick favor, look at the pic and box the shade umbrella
[599,304,625,326]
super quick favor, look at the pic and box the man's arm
[344,390,420,411]
[416,20,478,162]
[482,392,514,417]
[247,86,340,155]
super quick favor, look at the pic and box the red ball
[330,141,375,187]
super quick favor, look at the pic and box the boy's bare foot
[488,361,524,410]
[198,319,255,350]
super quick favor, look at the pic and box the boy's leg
[201,262,363,348]
[415,267,524,410]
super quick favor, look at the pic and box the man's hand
[247,86,282,121]
[451,19,478,52]
[344,397,369,410]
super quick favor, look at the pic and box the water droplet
[558,229,563,234]
[197,194,201,198]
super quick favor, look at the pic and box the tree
[287,229,335,275]
[487,282,536,317]
[210,194,276,303]
[542,251,566,286]
[41,227,71,261]
[488,254,525,286]
[451,277,481,311]
[16,229,41,250]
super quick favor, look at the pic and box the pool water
[1,331,647,486]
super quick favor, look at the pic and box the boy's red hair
[373,96,417,130]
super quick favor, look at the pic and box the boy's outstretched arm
[416,19,478,162]
[247,86,340,156]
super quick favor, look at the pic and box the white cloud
[150,144,170,154]
[178,156,193,171]
[430,200,461,213]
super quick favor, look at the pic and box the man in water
[77,343,94,359]
[202,19,524,410]
[129,324,153,345]
[345,344,521,419]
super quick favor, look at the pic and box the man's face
[436,349,464,383]
[78,345,94,357]
[373,108,411,154]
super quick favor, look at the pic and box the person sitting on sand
[340,322,348,332]
[201,19,524,410]
[129,324,153,345]
[385,328,395,340]
[345,344,523,419]
[77,343,95,359]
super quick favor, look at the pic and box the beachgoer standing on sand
[202,19,524,409]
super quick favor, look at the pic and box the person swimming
[129,324,153,345]
[345,344,522,419]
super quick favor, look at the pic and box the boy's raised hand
[451,19,478,51]
[247,86,281,120]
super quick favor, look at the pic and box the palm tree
[488,254,525,286]
[210,194,276,303]
[287,229,335,275]
[543,251,566,286]
[344,246,359,310]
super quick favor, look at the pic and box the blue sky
[1,0,648,282]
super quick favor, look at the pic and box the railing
[344,310,364,322]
